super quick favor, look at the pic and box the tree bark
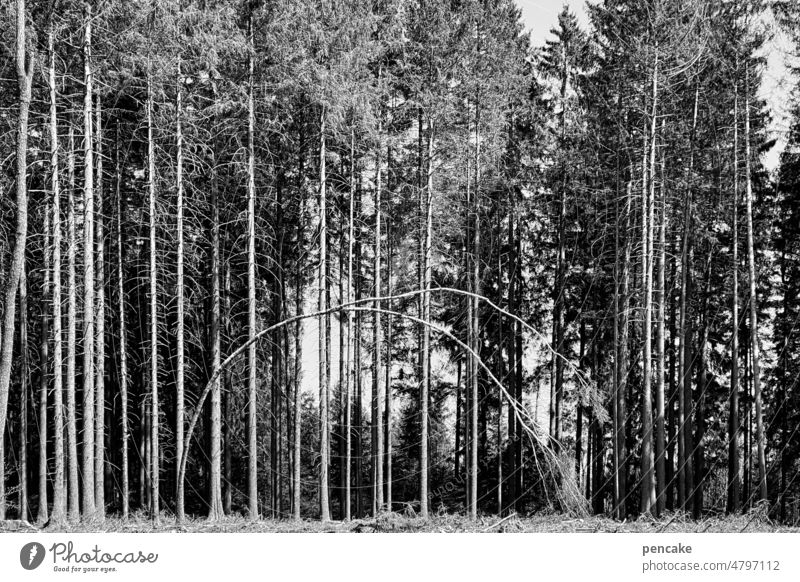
[208,82,224,521]
[0,0,33,521]
[421,118,434,519]
[640,56,658,516]
[318,106,331,521]
[175,59,186,523]
[247,22,259,519]
[373,130,384,514]
[66,123,80,522]
[94,98,106,521]
[50,23,66,524]
[115,123,129,520]
[81,2,97,518]
[727,82,741,514]
[744,69,767,503]
[146,73,160,521]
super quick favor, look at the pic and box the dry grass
[1,506,796,534]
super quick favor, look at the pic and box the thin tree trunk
[36,234,49,525]
[421,119,434,519]
[373,124,384,514]
[20,278,29,521]
[94,99,105,521]
[744,69,767,503]
[81,1,97,519]
[175,59,186,523]
[146,73,160,521]
[66,123,80,523]
[384,214,393,511]
[640,57,658,515]
[678,89,699,512]
[470,100,481,521]
[614,181,632,520]
[728,81,741,514]
[655,119,667,516]
[318,106,331,521]
[115,124,129,520]
[246,22,259,519]
[344,128,355,521]
[0,0,33,521]
[208,83,224,521]
[50,23,66,523]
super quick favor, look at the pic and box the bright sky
[519,0,794,172]
[518,0,591,46]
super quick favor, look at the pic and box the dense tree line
[1,0,799,526]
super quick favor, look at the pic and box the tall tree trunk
[728,82,741,514]
[208,85,224,521]
[146,73,160,520]
[655,119,667,516]
[50,24,66,524]
[614,181,632,520]
[354,173,364,519]
[373,132,384,514]
[640,57,659,516]
[66,124,80,522]
[81,2,97,519]
[421,119,434,519]
[246,23,259,519]
[292,126,306,521]
[20,277,29,522]
[36,236,50,525]
[318,106,331,521]
[470,99,481,521]
[0,0,33,521]
[115,124,129,520]
[94,99,105,521]
[678,88,700,512]
[175,60,186,523]
[384,214,393,511]
[344,128,355,521]
[744,70,767,503]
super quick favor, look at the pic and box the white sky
[519,0,591,46]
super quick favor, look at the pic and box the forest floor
[2,508,797,533]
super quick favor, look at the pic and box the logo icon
[20,542,46,570]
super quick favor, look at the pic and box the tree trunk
[470,101,481,521]
[146,73,160,521]
[614,181,632,520]
[49,24,66,524]
[20,278,29,521]
[678,88,699,512]
[384,213,393,511]
[0,0,33,521]
[744,70,767,503]
[36,239,49,525]
[421,119,434,519]
[655,119,667,516]
[727,82,741,514]
[373,131,384,514]
[81,1,97,519]
[318,106,331,521]
[175,59,186,523]
[208,83,224,521]
[344,128,355,521]
[66,123,80,523]
[115,123,129,520]
[640,56,658,515]
[94,99,105,521]
[246,24,259,519]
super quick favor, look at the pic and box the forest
[1,0,800,532]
